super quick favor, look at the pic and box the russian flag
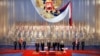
[69,2,73,26]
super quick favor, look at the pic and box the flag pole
[68,0,73,40]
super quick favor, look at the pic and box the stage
[0,0,100,56]
[0,49,100,56]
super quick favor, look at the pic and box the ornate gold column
[0,0,8,37]
[95,0,100,37]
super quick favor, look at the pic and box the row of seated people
[9,25,85,39]
[35,41,64,52]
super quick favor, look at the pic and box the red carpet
[0,49,100,56]
[0,49,23,54]
[23,50,72,56]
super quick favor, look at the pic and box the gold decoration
[36,0,62,9]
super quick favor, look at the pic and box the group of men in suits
[72,40,85,50]
[52,41,64,51]
[14,38,26,50]
[35,41,64,52]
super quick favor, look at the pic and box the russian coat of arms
[31,0,71,23]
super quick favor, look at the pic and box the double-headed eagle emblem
[36,0,62,19]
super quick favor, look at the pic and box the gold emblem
[36,0,62,19]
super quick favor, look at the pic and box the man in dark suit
[18,38,23,50]
[14,41,17,50]
[57,42,60,51]
[81,41,85,50]
[35,42,39,52]
[23,41,26,50]
[76,41,80,50]
[47,41,51,51]
[72,41,75,50]
[41,42,45,51]
[60,41,64,51]
[18,41,21,50]
[53,42,56,51]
